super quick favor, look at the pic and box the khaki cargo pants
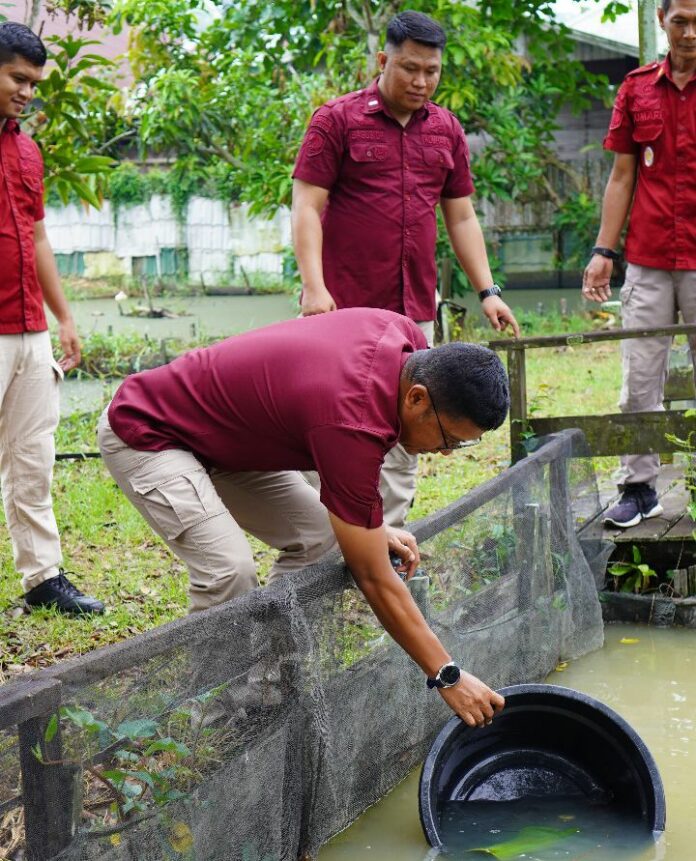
[98,411,338,612]
[619,263,696,488]
[0,331,64,593]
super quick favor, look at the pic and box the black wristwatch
[591,246,620,261]
[478,284,502,302]
[427,662,461,689]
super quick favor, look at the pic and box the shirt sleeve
[292,106,345,191]
[441,117,475,199]
[307,424,387,528]
[603,83,639,155]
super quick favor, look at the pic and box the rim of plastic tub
[419,683,666,849]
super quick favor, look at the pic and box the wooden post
[507,345,528,463]
[19,711,81,860]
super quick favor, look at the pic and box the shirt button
[405,194,411,200]
[367,149,372,156]
[680,95,687,101]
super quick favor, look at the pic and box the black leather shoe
[24,569,105,615]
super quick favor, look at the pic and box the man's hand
[582,255,613,303]
[300,285,337,316]
[57,318,81,372]
[384,524,419,580]
[481,295,520,338]
[438,671,505,728]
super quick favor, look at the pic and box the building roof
[550,0,668,58]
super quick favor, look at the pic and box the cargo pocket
[422,147,455,170]
[131,466,227,541]
[348,140,390,164]
[632,117,663,169]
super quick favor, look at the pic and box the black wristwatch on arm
[591,246,620,261]
[426,661,462,689]
[478,284,502,302]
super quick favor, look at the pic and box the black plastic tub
[419,683,666,849]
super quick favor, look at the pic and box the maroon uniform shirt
[0,119,47,334]
[604,56,696,270]
[108,308,428,528]
[292,79,474,322]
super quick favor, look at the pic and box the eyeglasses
[428,389,482,451]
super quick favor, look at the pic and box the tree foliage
[110,0,623,221]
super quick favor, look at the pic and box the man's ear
[403,383,430,412]
[376,50,388,72]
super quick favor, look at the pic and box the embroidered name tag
[349,129,386,141]
[422,134,450,147]
[634,110,662,123]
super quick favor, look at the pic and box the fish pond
[319,623,694,861]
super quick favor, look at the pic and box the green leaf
[467,825,578,859]
[632,545,642,564]
[44,713,59,743]
[115,719,158,740]
[145,737,191,758]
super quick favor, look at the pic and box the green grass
[0,313,625,679]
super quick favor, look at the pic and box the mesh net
[0,429,612,861]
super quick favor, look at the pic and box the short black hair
[404,343,509,431]
[385,11,446,52]
[0,22,47,68]
[662,0,671,10]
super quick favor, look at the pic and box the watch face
[440,664,461,686]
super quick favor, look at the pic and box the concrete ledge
[601,591,696,627]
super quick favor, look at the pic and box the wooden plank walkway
[581,463,696,545]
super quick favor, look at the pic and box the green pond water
[319,623,695,860]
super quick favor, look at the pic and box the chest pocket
[422,147,455,170]
[348,140,389,163]
[632,116,664,143]
[20,167,42,193]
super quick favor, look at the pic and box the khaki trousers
[619,263,696,488]
[0,332,64,592]
[97,412,337,612]
[303,319,434,528]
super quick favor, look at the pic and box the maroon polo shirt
[604,55,696,270]
[292,79,474,322]
[108,308,428,528]
[0,119,47,334]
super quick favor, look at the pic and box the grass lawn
[0,318,625,682]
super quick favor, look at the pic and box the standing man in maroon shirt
[0,23,103,614]
[99,308,510,728]
[292,10,519,528]
[583,0,696,529]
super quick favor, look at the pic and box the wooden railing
[487,324,696,463]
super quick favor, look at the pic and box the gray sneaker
[603,484,663,529]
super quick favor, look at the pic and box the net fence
[0,429,612,861]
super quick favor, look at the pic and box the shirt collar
[362,77,431,120]
[1,119,20,135]
[661,52,696,85]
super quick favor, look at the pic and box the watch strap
[591,246,620,261]
[478,285,502,302]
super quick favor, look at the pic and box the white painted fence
[44,196,292,286]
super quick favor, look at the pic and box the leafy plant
[608,546,657,594]
[665,409,696,520]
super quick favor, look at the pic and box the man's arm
[291,179,337,316]
[441,196,520,338]
[34,220,81,371]
[582,152,638,303]
[329,512,505,727]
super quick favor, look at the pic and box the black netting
[0,429,611,861]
